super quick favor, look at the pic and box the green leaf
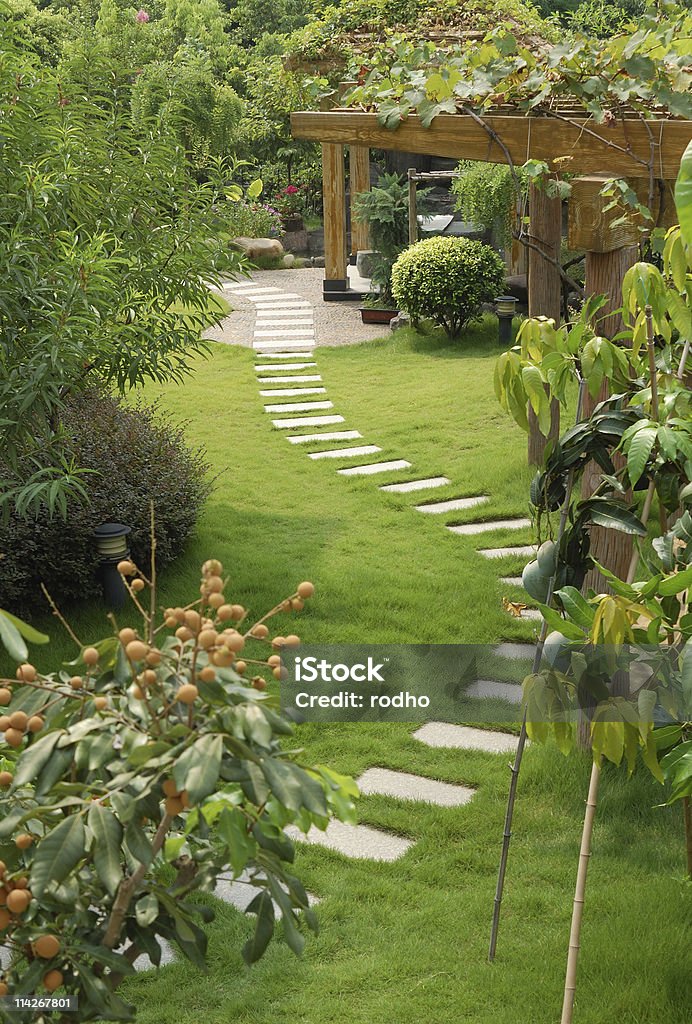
[30,814,86,898]
[218,806,256,875]
[580,499,647,536]
[246,178,263,200]
[173,734,223,804]
[537,604,585,641]
[0,610,49,645]
[242,890,275,964]
[0,611,28,662]
[555,587,595,631]
[88,803,123,895]
[135,893,160,927]
[625,425,657,485]
[681,637,692,717]
[658,565,692,596]
[11,731,61,789]
[124,820,153,869]
[674,140,692,245]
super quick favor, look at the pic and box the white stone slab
[338,459,412,476]
[500,576,525,586]
[255,363,317,372]
[416,495,489,514]
[380,476,451,493]
[288,430,362,444]
[259,387,326,397]
[230,287,282,295]
[515,608,543,621]
[273,414,345,428]
[495,642,536,660]
[466,679,523,704]
[222,281,264,290]
[479,545,536,559]
[254,328,316,338]
[448,518,532,536]
[214,870,319,917]
[253,340,316,350]
[308,445,381,460]
[254,350,315,358]
[285,820,412,861]
[255,310,314,318]
[413,723,520,753]
[254,301,313,310]
[255,319,314,328]
[258,375,322,384]
[357,767,475,807]
[251,292,305,301]
[264,400,333,413]
[132,939,176,972]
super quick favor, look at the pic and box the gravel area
[204,268,389,348]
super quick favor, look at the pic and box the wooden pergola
[291,108,691,302]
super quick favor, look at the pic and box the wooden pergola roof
[291,109,692,178]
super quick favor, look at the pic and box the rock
[283,253,296,268]
[311,256,325,268]
[390,313,410,331]
[356,249,378,278]
[232,237,284,260]
[282,229,309,253]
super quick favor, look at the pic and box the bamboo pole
[489,379,587,962]
[408,168,418,246]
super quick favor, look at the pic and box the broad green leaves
[675,139,692,246]
[30,815,86,898]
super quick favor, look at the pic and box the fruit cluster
[0,865,61,993]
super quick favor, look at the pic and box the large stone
[285,821,412,861]
[232,237,284,260]
[413,723,520,753]
[357,768,474,807]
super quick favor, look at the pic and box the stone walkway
[124,271,543,971]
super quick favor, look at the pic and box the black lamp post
[93,523,131,609]
[495,295,517,348]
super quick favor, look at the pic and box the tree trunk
[322,143,347,296]
[581,244,639,591]
[527,183,562,465]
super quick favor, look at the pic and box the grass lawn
[23,320,690,1024]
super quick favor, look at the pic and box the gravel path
[205,268,388,348]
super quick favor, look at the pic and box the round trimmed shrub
[391,236,506,338]
[0,391,212,615]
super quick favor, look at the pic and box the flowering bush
[224,200,284,239]
[273,184,305,219]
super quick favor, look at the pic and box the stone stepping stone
[255,319,314,328]
[232,287,283,296]
[254,328,316,338]
[222,281,266,290]
[338,459,412,477]
[255,304,313,312]
[253,340,316,351]
[259,387,326,397]
[308,444,381,460]
[499,576,524,586]
[255,309,314,317]
[380,476,451,493]
[273,414,345,429]
[258,375,322,384]
[448,517,532,536]
[251,292,305,301]
[495,642,536,660]
[254,350,315,358]
[357,767,474,807]
[255,363,317,372]
[415,495,489,514]
[288,430,362,444]
[264,400,333,413]
[413,722,520,754]
[285,820,412,861]
[466,679,523,704]
[514,608,542,621]
[478,544,535,559]
[213,870,319,917]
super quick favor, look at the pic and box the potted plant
[352,172,432,323]
[274,183,306,232]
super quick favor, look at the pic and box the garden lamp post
[495,295,517,348]
[93,522,131,610]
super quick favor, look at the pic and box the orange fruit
[8,711,28,731]
[94,696,108,711]
[183,610,201,632]
[202,559,223,576]
[0,908,12,931]
[0,861,5,876]
[0,715,10,730]
[33,934,60,959]
[216,604,233,622]
[207,592,224,610]
[0,887,7,904]
[13,877,28,889]
[252,677,267,692]
[69,676,84,690]
[162,779,179,797]
[198,629,218,650]
[118,628,137,645]
[234,661,247,675]
[125,640,148,662]
[251,623,269,639]
[146,650,162,667]
[164,795,184,816]
[296,581,315,599]
[291,598,304,612]
[43,970,63,992]
[4,729,23,749]
[271,636,286,650]
[230,605,245,621]
[284,635,300,648]
[0,981,8,996]
[198,666,216,683]
[224,632,244,653]
[28,716,44,734]
[205,576,224,594]
[117,560,135,576]
[14,834,32,850]
[175,684,198,705]
[6,889,30,914]
[0,772,13,787]
[0,690,11,707]
[267,655,281,668]
[15,663,37,682]
[82,647,100,666]
[131,578,145,593]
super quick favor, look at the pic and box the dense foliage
[391,237,506,337]
[0,391,212,616]
[0,562,357,1020]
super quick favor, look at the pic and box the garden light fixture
[495,295,517,347]
[93,522,132,609]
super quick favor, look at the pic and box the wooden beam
[322,143,347,293]
[292,111,691,179]
[527,184,561,465]
[349,145,370,256]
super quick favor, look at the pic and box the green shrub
[391,236,506,338]
[0,391,212,616]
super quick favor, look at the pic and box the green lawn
[24,320,690,1024]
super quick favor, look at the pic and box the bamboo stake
[488,379,587,962]
[560,758,602,1024]
[683,797,692,879]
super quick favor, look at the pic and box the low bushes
[0,391,211,615]
[391,236,506,338]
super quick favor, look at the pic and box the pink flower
[135,9,150,23]
[284,185,299,194]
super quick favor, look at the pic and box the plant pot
[359,306,399,325]
[281,215,304,233]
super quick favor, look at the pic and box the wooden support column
[408,168,418,245]
[527,183,562,465]
[349,145,370,257]
[569,175,640,589]
[322,143,347,300]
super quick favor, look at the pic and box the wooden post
[322,143,347,300]
[408,168,418,245]
[569,175,640,588]
[349,145,370,257]
[527,183,562,465]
